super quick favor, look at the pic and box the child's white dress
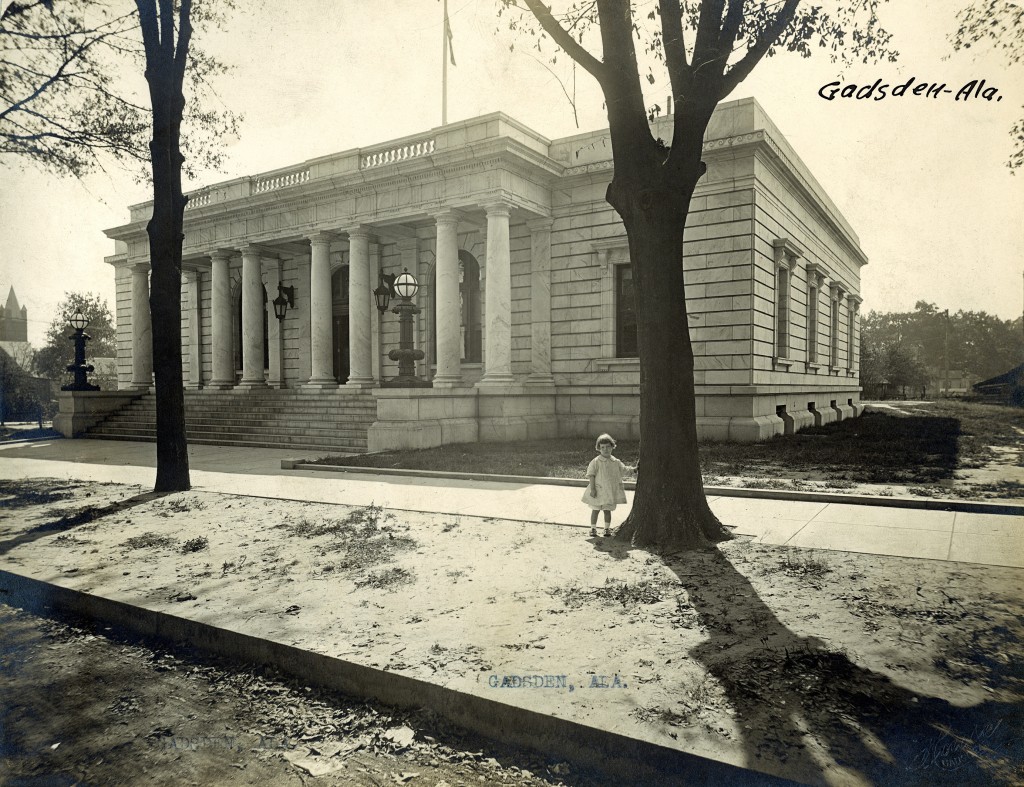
[581,455,628,510]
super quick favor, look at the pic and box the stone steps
[84,389,377,453]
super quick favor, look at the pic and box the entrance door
[333,315,350,383]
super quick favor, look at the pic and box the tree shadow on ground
[0,491,168,555]
[707,413,963,484]
[656,548,1023,786]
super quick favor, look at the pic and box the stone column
[129,261,152,389]
[209,250,234,389]
[238,245,267,388]
[479,202,514,386]
[346,227,375,388]
[433,210,462,387]
[526,217,554,386]
[295,254,312,385]
[184,269,202,389]
[262,257,283,388]
[305,233,337,389]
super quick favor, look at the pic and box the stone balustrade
[253,168,311,193]
[184,190,211,210]
[360,137,436,169]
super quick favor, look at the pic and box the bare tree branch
[522,0,607,86]
[719,0,799,97]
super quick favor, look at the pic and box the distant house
[973,362,1024,407]
[924,368,976,398]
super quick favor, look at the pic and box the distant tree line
[860,301,1024,398]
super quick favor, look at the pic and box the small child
[581,433,629,537]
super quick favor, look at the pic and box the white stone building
[98,98,863,451]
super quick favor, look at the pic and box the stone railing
[253,168,310,193]
[184,190,211,210]
[361,137,435,169]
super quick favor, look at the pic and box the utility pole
[943,308,950,398]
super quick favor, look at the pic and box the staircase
[84,388,377,454]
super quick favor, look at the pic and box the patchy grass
[550,578,669,610]
[276,503,418,580]
[121,532,177,550]
[306,400,1023,491]
[354,567,415,591]
[180,537,208,554]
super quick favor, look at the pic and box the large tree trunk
[602,149,733,552]
[140,3,190,493]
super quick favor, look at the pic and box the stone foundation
[54,391,145,438]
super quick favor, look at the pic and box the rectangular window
[615,264,638,358]
[775,265,790,358]
[847,307,856,370]
[830,297,839,366]
[806,281,818,364]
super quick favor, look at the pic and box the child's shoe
[590,527,598,537]
[604,528,612,537]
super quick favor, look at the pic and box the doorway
[333,315,350,383]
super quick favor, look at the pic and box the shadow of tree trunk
[0,491,170,555]
[659,548,1022,786]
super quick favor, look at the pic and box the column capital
[482,200,512,217]
[431,208,467,227]
[208,248,234,262]
[306,230,337,246]
[128,260,150,272]
[526,216,554,232]
[238,243,274,258]
[344,225,375,241]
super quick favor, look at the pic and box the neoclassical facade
[103,98,864,450]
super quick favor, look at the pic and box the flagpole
[442,0,448,125]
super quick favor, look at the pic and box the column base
[476,374,516,388]
[303,379,339,391]
[205,381,235,390]
[431,375,465,389]
[235,379,268,390]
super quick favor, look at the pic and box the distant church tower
[0,287,29,342]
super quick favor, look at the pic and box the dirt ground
[1,477,1022,786]
[0,603,590,787]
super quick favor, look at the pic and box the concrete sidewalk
[1,437,1021,568]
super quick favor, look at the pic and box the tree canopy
[0,0,237,178]
[861,302,1024,395]
[34,290,116,387]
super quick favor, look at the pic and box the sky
[2,0,1022,347]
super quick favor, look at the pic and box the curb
[280,461,1024,517]
[0,569,795,787]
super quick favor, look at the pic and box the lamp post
[62,310,100,391]
[376,269,431,388]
